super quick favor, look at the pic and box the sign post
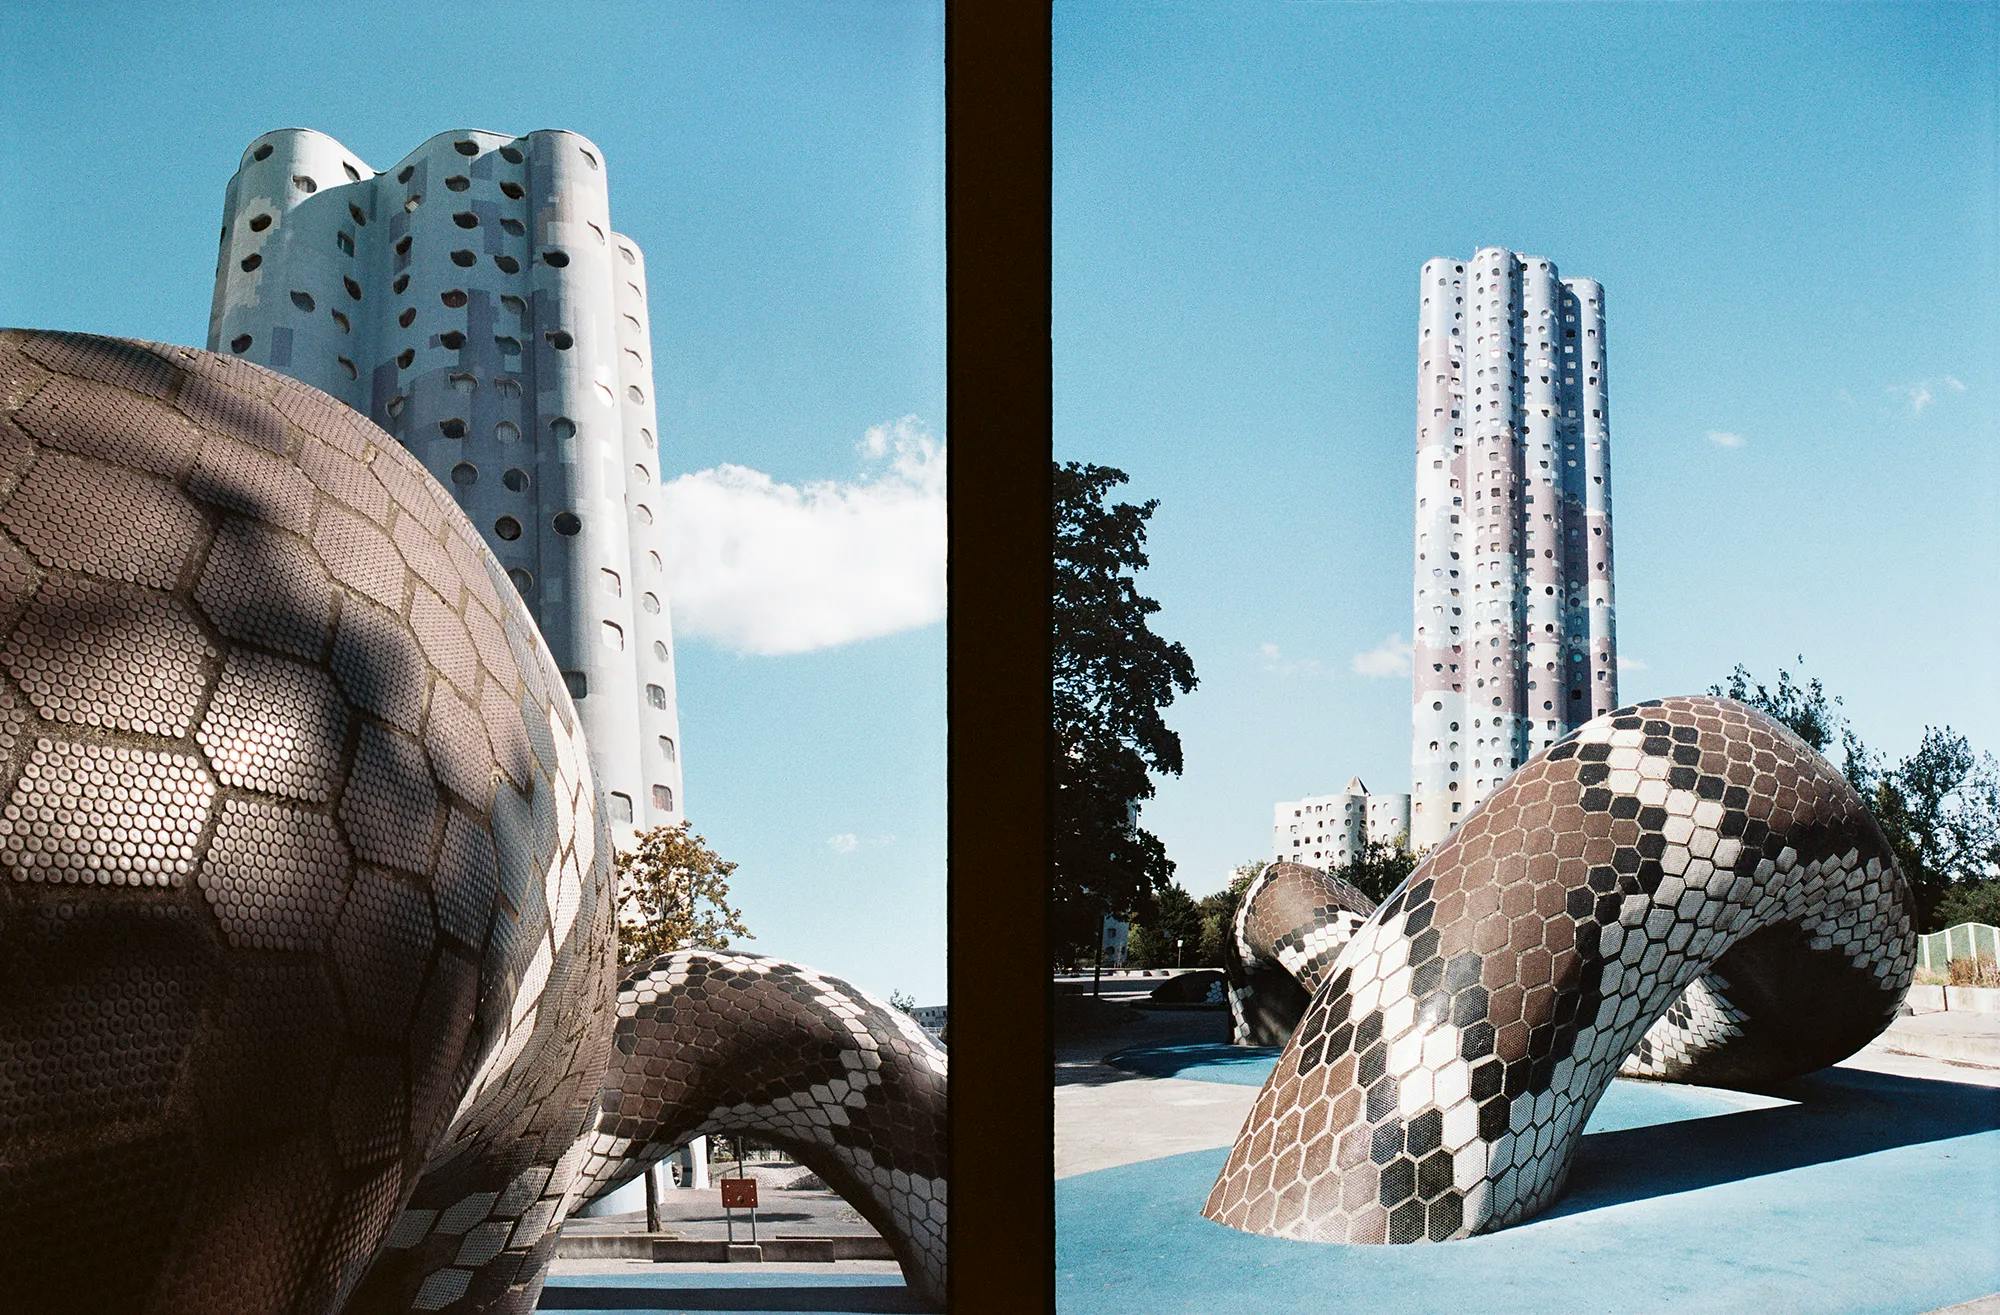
[720,1139,759,1246]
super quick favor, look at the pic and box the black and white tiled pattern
[574,951,949,1309]
[1205,696,1916,1244]
[1228,862,1377,1046]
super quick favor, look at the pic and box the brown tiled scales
[1228,861,1378,1046]
[0,330,618,1313]
[574,951,949,1308]
[1205,696,1915,1244]
[0,333,952,1314]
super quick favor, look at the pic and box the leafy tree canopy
[1712,659,1873,790]
[1125,882,1203,969]
[1335,837,1421,905]
[1193,861,1266,966]
[1052,462,1198,962]
[1933,879,2000,930]
[1711,660,2000,929]
[615,822,752,966]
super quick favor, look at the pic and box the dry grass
[1945,955,2000,988]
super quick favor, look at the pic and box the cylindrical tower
[521,133,648,836]
[1564,277,1617,716]
[1411,256,1465,851]
[1556,282,1593,732]
[1518,257,1567,758]
[1464,247,1524,806]
[208,128,683,851]
[1409,249,1615,852]
[210,129,380,411]
[612,237,686,834]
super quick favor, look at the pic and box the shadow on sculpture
[0,332,946,1313]
[1205,696,1916,1244]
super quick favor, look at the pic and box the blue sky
[0,2,947,1000]
[1056,2,1998,897]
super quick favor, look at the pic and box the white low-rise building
[1272,778,1410,868]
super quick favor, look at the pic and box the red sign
[720,1177,758,1210]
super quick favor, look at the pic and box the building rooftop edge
[229,126,610,185]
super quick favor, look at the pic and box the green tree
[1124,921,1166,969]
[888,989,917,1013]
[1335,837,1420,905]
[1052,462,1198,965]
[1933,879,2000,930]
[1710,659,1874,790]
[1194,861,1264,966]
[615,822,752,966]
[1871,728,2000,925]
[1129,883,1202,969]
[1713,661,2000,929]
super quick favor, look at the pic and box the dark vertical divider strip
[945,2,1054,1311]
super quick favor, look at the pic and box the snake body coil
[1206,696,1915,1243]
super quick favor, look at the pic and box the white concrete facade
[1101,913,1130,968]
[207,128,684,848]
[1272,778,1411,868]
[1411,248,1615,851]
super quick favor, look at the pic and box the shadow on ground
[1554,1065,2000,1215]
[1060,1043,2000,1314]
[1086,1042,1281,1087]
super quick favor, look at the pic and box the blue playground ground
[1058,1045,2000,1315]
[539,1271,921,1314]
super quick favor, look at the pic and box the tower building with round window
[208,128,684,846]
[1410,248,1614,852]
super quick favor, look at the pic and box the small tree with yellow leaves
[615,821,751,966]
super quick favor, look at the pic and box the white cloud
[1890,376,1966,416]
[660,417,945,655]
[1258,642,1327,678]
[1351,633,1413,679]
[1617,655,1648,672]
[1705,430,1745,449]
[827,832,894,854]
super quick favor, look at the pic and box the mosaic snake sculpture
[0,332,947,1313]
[1227,862,1377,1046]
[573,951,949,1308]
[1206,696,1916,1244]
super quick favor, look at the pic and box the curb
[558,1233,897,1263]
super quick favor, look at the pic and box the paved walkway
[565,1180,877,1241]
[540,1262,916,1314]
[1056,996,2000,1314]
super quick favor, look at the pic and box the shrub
[1945,956,2000,988]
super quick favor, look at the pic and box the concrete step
[1907,984,2000,1015]
[1877,1010,2000,1069]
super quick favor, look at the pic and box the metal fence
[1917,922,2000,974]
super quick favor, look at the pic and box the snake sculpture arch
[0,332,948,1314]
[1227,862,1378,1046]
[573,950,950,1308]
[1206,696,1916,1245]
